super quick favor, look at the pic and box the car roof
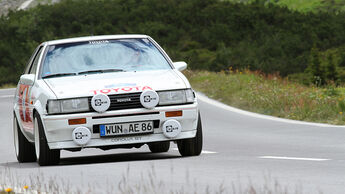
[44,34,150,46]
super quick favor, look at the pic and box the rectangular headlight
[47,100,61,114]
[61,98,89,113]
[47,98,89,114]
[158,89,195,106]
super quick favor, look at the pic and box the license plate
[99,121,154,137]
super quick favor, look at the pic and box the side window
[29,47,43,74]
[24,47,39,74]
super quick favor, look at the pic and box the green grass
[185,70,345,125]
[276,0,345,13]
[227,0,345,13]
[0,84,16,89]
[276,0,322,12]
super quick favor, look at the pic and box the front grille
[88,92,144,112]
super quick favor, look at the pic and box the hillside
[0,0,26,15]
[0,0,60,15]
[0,0,344,86]
[1,0,344,16]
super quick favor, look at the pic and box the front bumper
[42,103,198,149]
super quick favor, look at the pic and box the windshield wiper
[78,69,124,75]
[42,73,77,79]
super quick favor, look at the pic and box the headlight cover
[158,89,195,106]
[47,98,89,114]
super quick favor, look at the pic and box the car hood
[44,70,187,99]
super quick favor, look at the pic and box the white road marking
[259,156,331,161]
[172,148,217,154]
[197,93,345,128]
[17,0,34,10]
[0,95,14,98]
[200,150,217,154]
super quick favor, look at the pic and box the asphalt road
[1,88,345,193]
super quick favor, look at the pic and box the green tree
[306,46,324,86]
[324,53,338,83]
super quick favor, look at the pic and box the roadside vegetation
[0,0,344,86]
[228,0,345,13]
[186,70,345,125]
[0,84,16,89]
[274,0,345,13]
[0,164,308,194]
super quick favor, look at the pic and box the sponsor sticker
[91,93,111,113]
[89,40,110,44]
[162,120,182,138]
[91,86,152,95]
[72,127,91,145]
[140,90,159,109]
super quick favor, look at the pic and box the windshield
[41,38,171,78]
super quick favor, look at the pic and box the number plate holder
[99,121,154,137]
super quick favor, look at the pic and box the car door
[17,46,43,139]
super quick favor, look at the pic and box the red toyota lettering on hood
[91,86,153,95]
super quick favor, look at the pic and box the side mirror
[20,74,35,86]
[173,61,187,71]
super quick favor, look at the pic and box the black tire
[34,113,60,166]
[148,141,170,153]
[177,113,203,156]
[13,115,36,162]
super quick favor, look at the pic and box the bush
[306,46,344,85]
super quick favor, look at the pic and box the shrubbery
[0,0,344,85]
[304,45,345,85]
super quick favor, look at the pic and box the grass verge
[185,70,345,125]
[227,0,345,13]
[0,164,309,194]
[0,84,16,89]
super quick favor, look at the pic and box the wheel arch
[32,100,47,135]
[13,110,34,143]
[32,101,49,146]
[32,108,48,141]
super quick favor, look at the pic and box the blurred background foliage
[0,0,344,86]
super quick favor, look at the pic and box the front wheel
[34,113,60,166]
[177,113,203,156]
[13,115,36,162]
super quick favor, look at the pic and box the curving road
[1,88,345,193]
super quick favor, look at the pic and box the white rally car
[13,35,202,166]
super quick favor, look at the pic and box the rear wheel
[177,113,203,156]
[13,115,36,162]
[34,113,60,166]
[148,141,170,153]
